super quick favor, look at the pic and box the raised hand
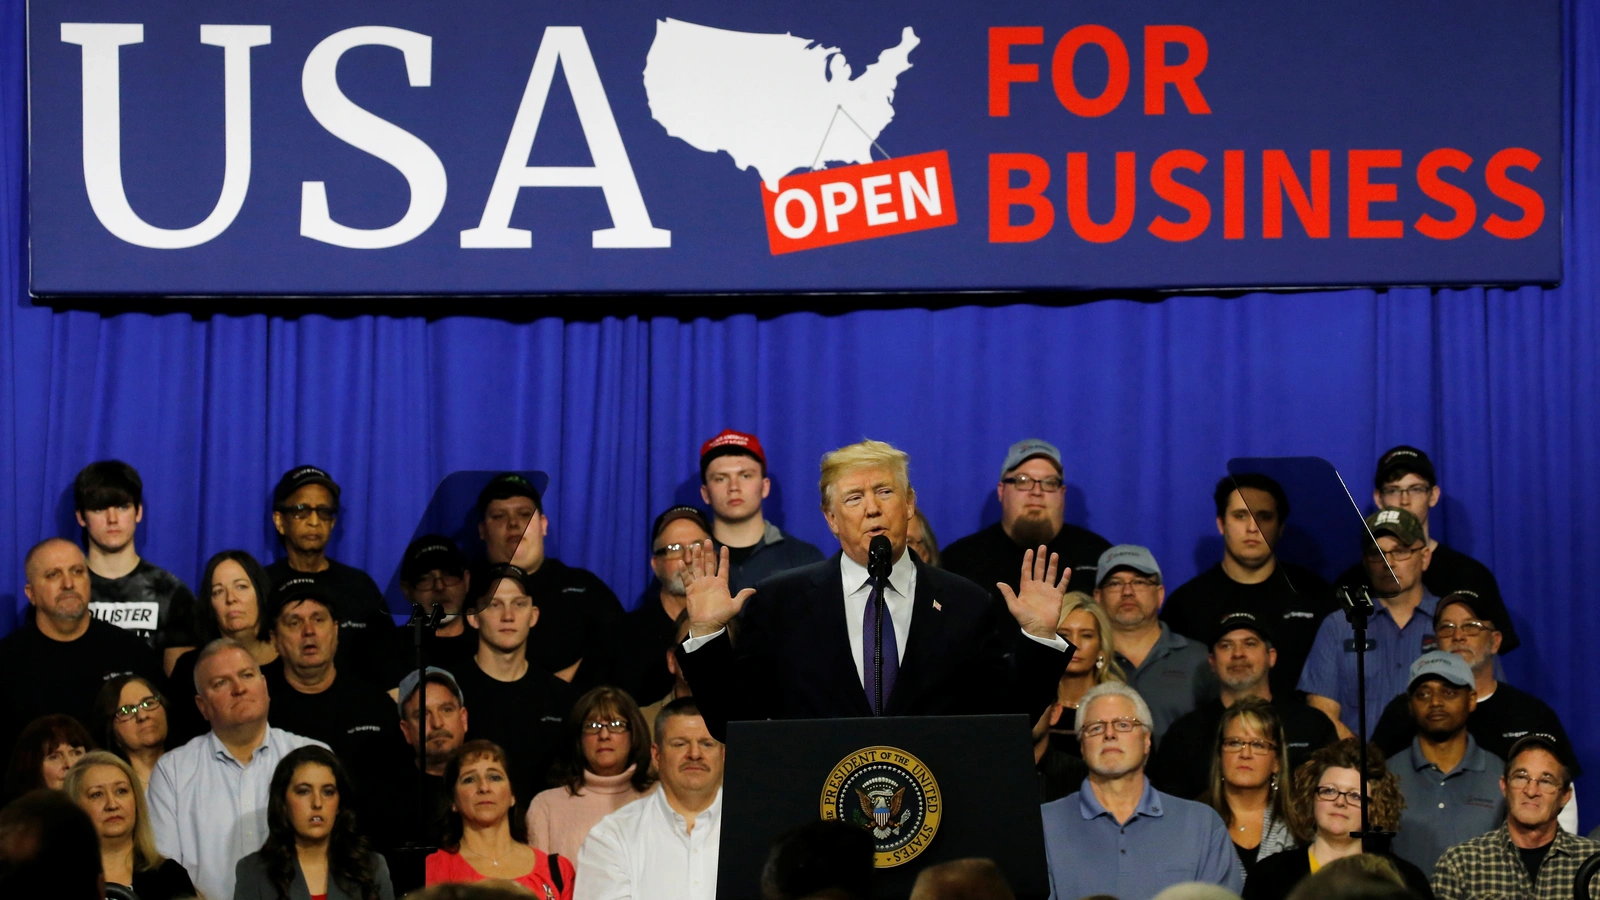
[681,540,756,637]
[998,546,1069,639]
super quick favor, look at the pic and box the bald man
[0,537,161,756]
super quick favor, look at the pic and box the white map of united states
[643,19,920,191]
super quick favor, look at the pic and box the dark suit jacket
[234,851,395,900]
[675,552,1071,741]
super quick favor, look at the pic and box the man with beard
[943,439,1111,599]
[0,538,161,758]
[612,506,712,703]
[1040,682,1242,900]
[1433,736,1600,900]
[1387,651,1506,877]
[1093,545,1213,746]
[373,667,469,894]
[1150,611,1337,799]
[698,429,823,593]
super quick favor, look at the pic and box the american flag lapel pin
[932,599,942,612]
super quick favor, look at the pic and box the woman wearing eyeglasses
[1242,738,1433,900]
[1199,698,1295,878]
[526,686,657,861]
[90,675,169,791]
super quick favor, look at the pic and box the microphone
[426,603,447,629]
[868,534,892,580]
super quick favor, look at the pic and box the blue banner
[27,0,1561,295]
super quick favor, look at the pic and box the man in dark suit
[675,439,1075,739]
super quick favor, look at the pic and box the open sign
[761,151,958,255]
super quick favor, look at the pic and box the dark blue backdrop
[3,1,1598,828]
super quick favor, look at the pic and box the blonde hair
[1056,593,1126,684]
[819,440,915,510]
[63,751,165,872]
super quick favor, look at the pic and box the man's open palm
[998,546,1068,639]
[683,540,755,637]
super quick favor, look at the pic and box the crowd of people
[0,433,1594,900]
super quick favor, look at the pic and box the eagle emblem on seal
[856,783,911,838]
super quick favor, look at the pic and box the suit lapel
[886,554,941,715]
[817,553,874,716]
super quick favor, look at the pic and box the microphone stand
[400,601,444,859]
[1337,585,1395,854]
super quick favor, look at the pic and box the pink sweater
[525,765,653,860]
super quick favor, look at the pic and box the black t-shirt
[607,593,679,704]
[125,858,197,900]
[941,521,1111,599]
[1519,842,1554,885]
[445,657,579,804]
[259,660,407,782]
[1336,541,1519,653]
[89,559,199,650]
[725,543,759,567]
[0,618,163,757]
[514,558,625,676]
[1149,696,1340,800]
[1370,680,1583,776]
[1162,562,1339,700]
[265,558,397,677]
[384,621,480,690]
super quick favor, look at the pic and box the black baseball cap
[1374,445,1437,489]
[469,564,536,610]
[1210,610,1275,648]
[264,575,337,624]
[476,472,548,518]
[652,505,711,547]
[273,465,341,507]
[400,535,467,584]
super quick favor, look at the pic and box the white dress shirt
[146,726,327,900]
[573,786,723,900]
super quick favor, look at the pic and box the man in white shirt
[575,698,724,900]
[146,638,325,900]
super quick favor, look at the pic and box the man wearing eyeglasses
[1386,651,1506,876]
[943,439,1111,601]
[1093,545,1214,747]
[1040,682,1243,900]
[698,430,824,594]
[1300,508,1438,740]
[1433,736,1600,900]
[1336,445,1520,655]
[390,535,478,687]
[264,465,394,672]
[612,506,714,703]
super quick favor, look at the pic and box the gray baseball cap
[1001,438,1063,477]
[1095,545,1162,588]
[1407,650,1474,692]
[396,666,465,714]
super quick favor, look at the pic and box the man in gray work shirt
[1094,545,1214,747]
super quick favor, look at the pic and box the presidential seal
[820,746,942,868]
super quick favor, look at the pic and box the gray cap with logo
[1406,650,1474,692]
[1001,438,1063,477]
[1095,544,1162,589]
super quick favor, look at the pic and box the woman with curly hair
[234,745,394,900]
[1241,739,1433,900]
[64,751,195,900]
[526,686,656,860]
[1199,698,1296,877]
[427,740,574,899]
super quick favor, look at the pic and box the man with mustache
[0,538,161,760]
[372,667,470,894]
[1040,682,1242,900]
[1387,651,1506,877]
[1150,610,1337,799]
[575,697,724,900]
[389,535,478,686]
[612,506,713,703]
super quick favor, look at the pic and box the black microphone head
[868,534,893,579]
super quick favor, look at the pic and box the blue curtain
[3,1,1597,828]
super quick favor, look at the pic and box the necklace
[461,845,507,867]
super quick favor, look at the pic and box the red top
[310,895,326,900]
[425,848,575,900]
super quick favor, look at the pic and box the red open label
[762,151,957,255]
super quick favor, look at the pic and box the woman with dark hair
[1241,739,1433,900]
[428,740,574,898]
[3,714,94,803]
[90,675,169,790]
[1199,698,1296,877]
[167,550,277,744]
[234,745,394,900]
[65,751,196,900]
[526,686,656,859]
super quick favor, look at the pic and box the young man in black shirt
[942,438,1111,598]
[1337,445,1520,652]
[475,472,622,691]
[697,429,823,593]
[388,535,478,688]
[1161,474,1337,698]
[265,465,395,674]
[0,538,162,758]
[446,565,578,806]
[611,506,711,703]
[73,460,198,674]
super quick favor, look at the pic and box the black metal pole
[1353,612,1372,841]
[411,601,429,843]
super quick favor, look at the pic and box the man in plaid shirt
[1433,736,1600,900]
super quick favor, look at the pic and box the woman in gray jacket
[235,746,394,900]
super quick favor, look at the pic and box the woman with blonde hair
[1199,698,1295,877]
[1054,593,1126,709]
[64,750,196,900]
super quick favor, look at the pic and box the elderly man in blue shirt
[1041,682,1243,900]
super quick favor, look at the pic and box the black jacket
[1241,847,1434,900]
[675,552,1070,741]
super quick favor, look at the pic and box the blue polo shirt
[1041,777,1243,900]
[1297,590,1438,736]
[1389,735,1506,877]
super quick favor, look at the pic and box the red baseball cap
[700,429,766,469]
